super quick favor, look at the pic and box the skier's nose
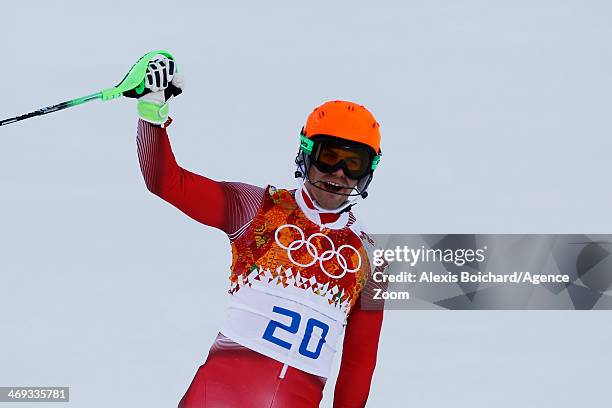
[329,167,348,180]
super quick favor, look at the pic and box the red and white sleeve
[136,119,264,238]
[333,295,384,408]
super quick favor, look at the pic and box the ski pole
[0,50,175,127]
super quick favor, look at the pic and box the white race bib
[220,284,344,378]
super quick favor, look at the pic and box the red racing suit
[136,119,384,407]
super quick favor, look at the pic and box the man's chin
[316,190,349,210]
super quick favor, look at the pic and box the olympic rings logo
[274,224,361,279]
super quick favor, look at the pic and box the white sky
[1,1,611,407]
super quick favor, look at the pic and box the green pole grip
[100,50,175,101]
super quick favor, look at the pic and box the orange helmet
[296,100,382,199]
[301,100,381,154]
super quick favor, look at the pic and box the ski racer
[135,55,385,407]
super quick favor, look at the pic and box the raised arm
[137,119,264,236]
[133,55,263,236]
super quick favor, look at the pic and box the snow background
[1,1,611,407]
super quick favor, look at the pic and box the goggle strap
[299,134,314,155]
[371,154,381,170]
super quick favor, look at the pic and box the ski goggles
[300,135,381,180]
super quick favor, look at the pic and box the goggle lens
[313,139,372,179]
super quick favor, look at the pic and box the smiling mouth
[321,180,349,193]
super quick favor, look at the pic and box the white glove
[137,55,184,125]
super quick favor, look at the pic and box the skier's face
[306,165,358,210]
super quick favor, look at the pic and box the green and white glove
[136,55,184,125]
